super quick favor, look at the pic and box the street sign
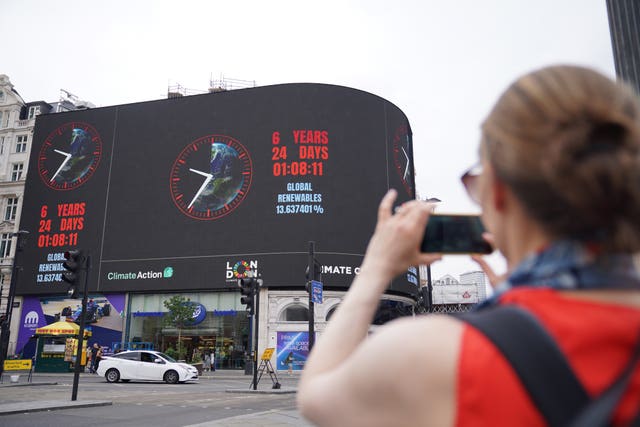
[261,348,275,361]
[311,280,323,304]
[3,359,32,371]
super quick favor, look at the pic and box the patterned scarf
[477,240,640,309]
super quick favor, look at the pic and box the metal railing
[15,119,34,128]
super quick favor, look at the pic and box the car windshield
[156,352,176,363]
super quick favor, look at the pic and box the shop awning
[35,321,91,337]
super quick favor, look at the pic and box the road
[0,371,312,426]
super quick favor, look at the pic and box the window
[5,197,18,221]
[15,135,27,153]
[279,304,309,322]
[0,233,12,258]
[0,90,4,101]
[326,305,340,321]
[0,136,4,155]
[11,163,23,181]
[0,111,3,128]
[27,106,41,119]
[115,351,140,361]
[141,352,157,363]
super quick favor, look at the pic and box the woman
[94,345,103,372]
[285,352,294,375]
[204,352,211,372]
[297,65,640,426]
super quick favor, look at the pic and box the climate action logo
[107,267,175,281]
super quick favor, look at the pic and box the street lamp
[0,230,29,379]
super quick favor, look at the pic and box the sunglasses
[460,163,483,204]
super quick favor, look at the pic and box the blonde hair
[482,65,640,252]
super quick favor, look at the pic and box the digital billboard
[18,84,416,296]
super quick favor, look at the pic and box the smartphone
[421,214,493,254]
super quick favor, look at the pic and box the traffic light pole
[252,281,259,391]
[71,254,90,401]
[308,241,315,351]
[239,276,260,390]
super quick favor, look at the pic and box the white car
[96,350,198,384]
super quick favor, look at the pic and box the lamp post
[423,198,441,313]
[0,230,29,379]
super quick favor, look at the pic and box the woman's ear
[487,166,507,212]
[493,178,507,212]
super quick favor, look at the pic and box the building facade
[0,75,95,355]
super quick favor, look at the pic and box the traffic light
[62,250,83,298]
[238,277,256,315]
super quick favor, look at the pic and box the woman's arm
[298,190,461,426]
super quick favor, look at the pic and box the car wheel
[164,370,179,384]
[105,368,120,383]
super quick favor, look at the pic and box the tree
[163,295,195,361]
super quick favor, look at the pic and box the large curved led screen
[18,84,417,296]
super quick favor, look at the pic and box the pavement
[0,370,311,426]
[185,409,312,426]
[0,399,113,415]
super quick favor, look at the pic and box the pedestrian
[91,343,102,373]
[211,350,215,372]
[203,352,210,372]
[284,352,294,375]
[89,342,100,373]
[297,65,640,426]
[95,345,103,371]
[86,344,93,373]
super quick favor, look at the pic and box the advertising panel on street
[276,331,311,371]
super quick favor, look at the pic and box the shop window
[280,304,309,322]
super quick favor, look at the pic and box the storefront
[126,291,249,369]
[34,321,91,372]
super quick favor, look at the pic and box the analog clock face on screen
[169,134,253,220]
[392,124,414,196]
[38,122,103,190]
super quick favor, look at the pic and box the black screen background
[18,84,416,296]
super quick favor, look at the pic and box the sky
[0,0,616,281]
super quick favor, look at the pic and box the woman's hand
[470,232,505,288]
[362,189,442,279]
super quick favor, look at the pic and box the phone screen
[421,214,493,254]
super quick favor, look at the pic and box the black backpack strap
[458,305,590,427]
[568,329,640,427]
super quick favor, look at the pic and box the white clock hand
[50,149,73,182]
[188,168,214,209]
[401,146,410,181]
